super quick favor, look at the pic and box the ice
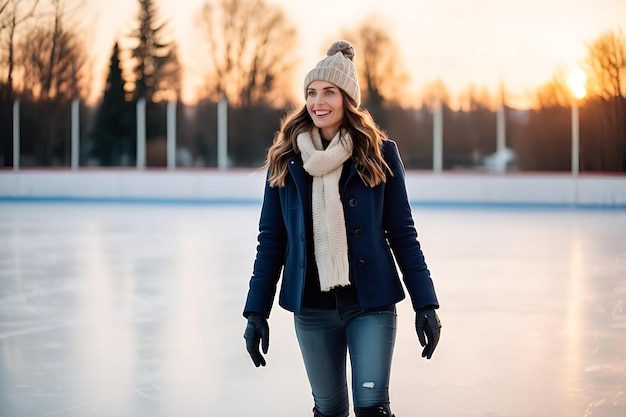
[0,202,625,417]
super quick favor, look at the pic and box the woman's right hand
[244,314,270,367]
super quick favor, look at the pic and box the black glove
[244,314,269,367]
[415,308,441,359]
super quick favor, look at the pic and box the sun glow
[567,68,587,100]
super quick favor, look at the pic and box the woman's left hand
[415,309,441,359]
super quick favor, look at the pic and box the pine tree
[90,42,134,166]
[130,0,180,102]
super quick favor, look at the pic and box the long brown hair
[265,91,391,188]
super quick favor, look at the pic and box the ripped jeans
[294,289,397,417]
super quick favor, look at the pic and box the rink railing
[9,98,572,175]
[5,97,626,208]
[1,170,625,209]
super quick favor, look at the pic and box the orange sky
[86,0,626,108]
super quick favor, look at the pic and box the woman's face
[306,80,345,140]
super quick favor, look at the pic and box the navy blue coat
[243,139,439,317]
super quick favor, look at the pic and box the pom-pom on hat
[304,40,361,107]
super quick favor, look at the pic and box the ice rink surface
[0,202,625,417]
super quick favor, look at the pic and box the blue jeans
[294,289,397,417]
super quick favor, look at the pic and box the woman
[243,40,441,417]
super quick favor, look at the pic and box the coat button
[354,229,363,237]
[349,198,357,207]
[300,263,305,269]
[356,259,365,267]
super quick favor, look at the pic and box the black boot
[312,407,347,417]
[354,404,395,417]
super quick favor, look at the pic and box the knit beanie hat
[304,40,361,107]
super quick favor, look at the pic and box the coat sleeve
[382,140,439,311]
[243,175,288,318]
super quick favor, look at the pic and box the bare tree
[584,28,626,171]
[459,84,494,111]
[533,66,572,108]
[342,17,409,107]
[0,0,38,33]
[195,0,297,107]
[0,0,39,99]
[9,0,91,166]
[16,0,88,100]
[419,79,450,111]
[585,28,626,99]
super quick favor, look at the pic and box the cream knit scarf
[297,128,353,292]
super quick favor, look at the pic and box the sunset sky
[85,0,626,108]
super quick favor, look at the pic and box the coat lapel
[342,161,359,192]
[288,155,308,207]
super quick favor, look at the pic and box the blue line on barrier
[409,200,626,210]
[0,196,263,206]
[1,196,625,210]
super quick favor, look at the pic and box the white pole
[496,105,506,173]
[167,100,177,170]
[433,102,443,173]
[71,98,80,170]
[137,98,146,169]
[496,105,505,153]
[571,102,579,176]
[13,100,19,171]
[217,97,228,170]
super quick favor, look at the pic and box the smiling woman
[242,40,442,417]
[306,81,346,141]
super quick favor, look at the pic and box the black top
[301,162,358,309]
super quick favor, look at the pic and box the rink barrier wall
[0,170,625,209]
